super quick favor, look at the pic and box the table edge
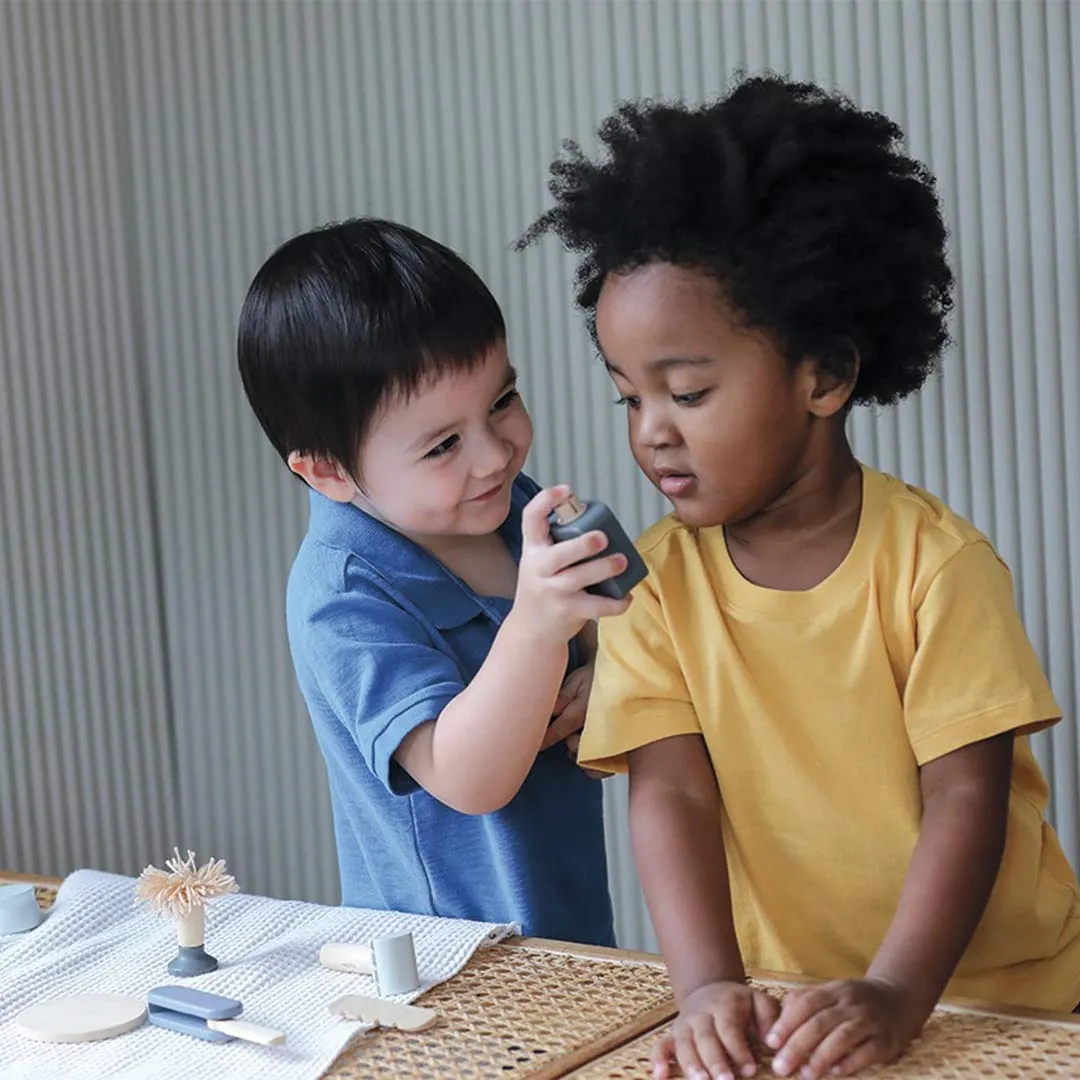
[9,873,1074,1026]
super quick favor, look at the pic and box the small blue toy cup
[0,884,43,934]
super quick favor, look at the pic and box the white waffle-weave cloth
[0,869,516,1079]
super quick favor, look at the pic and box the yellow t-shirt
[581,466,1080,1011]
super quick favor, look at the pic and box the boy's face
[595,262,833,530]
[354,340,533,540]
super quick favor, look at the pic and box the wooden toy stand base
[8,873,1080,1079]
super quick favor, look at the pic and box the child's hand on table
[541,663,606,779]
[765,977,927,1079]
[652,980,780,1080]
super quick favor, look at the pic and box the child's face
[596,262,825,529]
[354,341,533,540]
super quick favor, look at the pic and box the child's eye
[424,434,459,460]
[672,390,708,406]
[492,388,520,412]
[613,395,641,410]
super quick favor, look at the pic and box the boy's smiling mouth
[468,479,508,502]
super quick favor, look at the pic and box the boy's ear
[287,451,358,503]
[802,342,860,419]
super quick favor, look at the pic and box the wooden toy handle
[206,1017,286,1046]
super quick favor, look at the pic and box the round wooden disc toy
[16,994,148,1043]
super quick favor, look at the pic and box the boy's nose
[474,431,514,477]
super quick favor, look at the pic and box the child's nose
[636,407,679,449]
[475,430,514,476]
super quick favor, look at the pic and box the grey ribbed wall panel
[1,0,1077,953]
[0,0,179,878]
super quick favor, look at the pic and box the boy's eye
[672,390,707,406]
[424,434,459,460]
[492,388,520,412]
[613,395,641,410]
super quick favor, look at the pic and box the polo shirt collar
[306,481,528,629]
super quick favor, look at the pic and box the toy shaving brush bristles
[135,848,238,918]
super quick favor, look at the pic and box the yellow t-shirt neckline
[712,463,887,617]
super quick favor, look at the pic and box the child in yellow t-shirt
[520,75,1080,1080]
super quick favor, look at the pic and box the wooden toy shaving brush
[136,849,238,977]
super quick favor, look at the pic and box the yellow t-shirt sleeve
[577,575,702,774]
[905,539,1060,764]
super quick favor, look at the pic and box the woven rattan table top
[11,872,1080,1078]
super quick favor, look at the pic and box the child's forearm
[629,735,746,1000]
[866,734,1013,1010]
[398,610,569,814]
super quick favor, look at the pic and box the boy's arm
[768,733,1012,1080]
[395,487,629,815]
[395,617,569,815]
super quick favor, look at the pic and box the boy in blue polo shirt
[237,218,627,945]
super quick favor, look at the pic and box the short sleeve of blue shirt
[298,570,466,796]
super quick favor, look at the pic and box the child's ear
[803,342,860,419]
[287,451,358,503]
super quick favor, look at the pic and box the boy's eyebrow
[409,367,518,452]
[605,356,716,377]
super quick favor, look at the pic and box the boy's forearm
[629,740,746,1000]
[867,735,1012,1010]
[418,612,568,813]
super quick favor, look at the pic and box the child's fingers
[650,1032,676,1079]
[673,1024,715,1080]
[830,1037,883,1076]
[520,485,572,547]
[767,987,831,1050]
[769,1007,846,1078]
[753,990,781,1040]
[540,705,585,750]
[798,1022,873,1080]
[687,1014,737,1080]
[541,529,610,573]
[556,551,628,593]
[711,1011,757,1078]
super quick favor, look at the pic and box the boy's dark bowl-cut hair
[518,74,954,407]
[238,217,505,473]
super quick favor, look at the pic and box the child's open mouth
[658,473,696,496]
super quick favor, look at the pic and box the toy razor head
[328,994,437,1032]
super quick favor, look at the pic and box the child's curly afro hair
[518,75,954,407]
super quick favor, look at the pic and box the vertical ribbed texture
[0,0,178,877]
[1,1,1077,951]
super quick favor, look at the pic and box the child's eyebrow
[605,356,715,378]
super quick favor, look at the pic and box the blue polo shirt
[286,473,614,945]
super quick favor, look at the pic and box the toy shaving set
[2,852,447,1065]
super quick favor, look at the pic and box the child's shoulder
[633,514,704,578]
[870,466,992,571]
[286,496,407,621]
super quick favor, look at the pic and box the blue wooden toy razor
[147,986,285,1046]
